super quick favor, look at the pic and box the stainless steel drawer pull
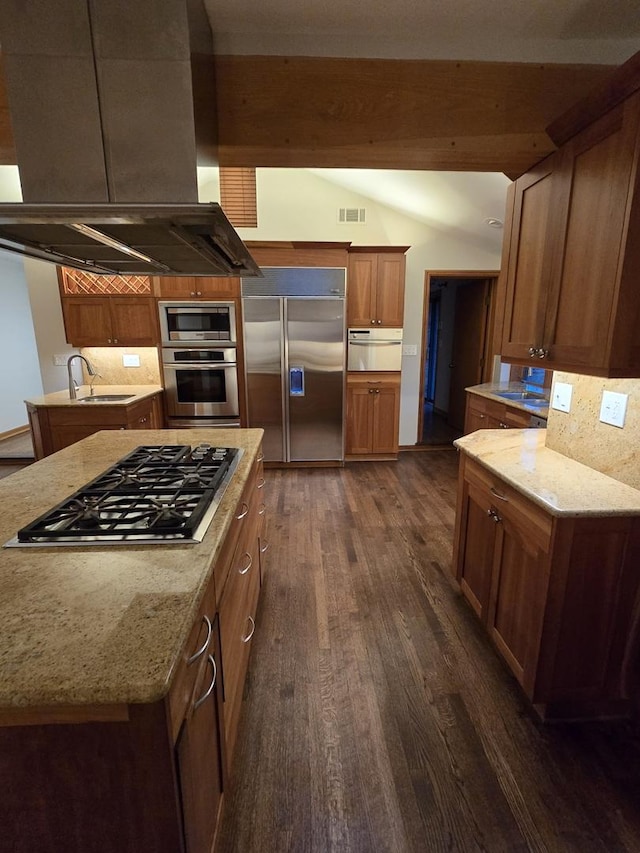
[187,615,212,665]
[236,502,249,520]
[490,487,509,502]
[258,503,266,517]
[260,540,270,555]
[257,452,264,462]
[239,552,253,574]
[257,477,266,490]
[194,655,217,710]
[242,616,256,644]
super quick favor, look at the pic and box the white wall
[0,254,44,432]
[200,167,506,445]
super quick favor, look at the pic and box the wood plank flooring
[215,451,640,853]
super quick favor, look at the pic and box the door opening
[418,270,499,446]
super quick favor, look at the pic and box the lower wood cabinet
[346,372,401,458]
[453,454,640,720]
[27,393,164,459]
[464,391,535,433]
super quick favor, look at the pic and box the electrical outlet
[123,354,141,367]
[402,344,417,356]
[53,354,68,366]
[600,390,628,428]
[551,381,573,413]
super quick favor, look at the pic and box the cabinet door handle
[489,487,509,502]
[487,508,501,523]
[370,319,376,325]
[194,655,217,710]
[499,421,509,429]
[187,614,212,665]
[257,477,266,490]
[236,502,249,520]
[113,339,118,344]
[528,346,537,357]
[260,540,270,555]
[239,552,253,575]
[258,503,266,516]
[242,615,256,644]
[367,380,382,384]
[537,348,549,359]
[257,452,264,462]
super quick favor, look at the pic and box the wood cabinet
[497,89,640,376]
[347,249,407,327]
[27,393,164,460]
[153,276,240,298]
[464,392,537,434]
[453,455,640,720]
[346,372,401,458]
[61,296,160,346]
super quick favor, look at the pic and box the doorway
[418,270,499,446]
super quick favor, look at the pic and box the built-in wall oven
[159,301,240,426]
[161,347,240,426]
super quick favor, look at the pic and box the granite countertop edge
[24,384,163,407]
[455,429,640,518]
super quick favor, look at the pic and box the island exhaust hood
[0,0,261,277]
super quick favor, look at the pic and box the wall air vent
[338,207,366,224]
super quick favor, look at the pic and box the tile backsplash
[79,347,161,385]
[545,371,640,490]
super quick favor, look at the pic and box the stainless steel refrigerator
[241,267,346,463]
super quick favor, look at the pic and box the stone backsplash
[79,347,161,386]
[545,371,640,490]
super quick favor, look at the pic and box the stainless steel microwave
[159,301,237,345]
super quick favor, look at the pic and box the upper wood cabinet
[61,296,160,347]
[347,249,407,327]
[497,89,640,377]
[153,276,240,299]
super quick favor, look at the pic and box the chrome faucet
[67,355,97,400]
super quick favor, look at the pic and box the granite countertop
[466,382,550,419]
[24,384,163,407]
[455,429,640,517]
[0,428,263,711]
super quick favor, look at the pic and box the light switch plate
[600,390,628,428]
[53,354,68,366]
[123,354,141,368]
[402,344,417,356]
[552,381,573,413]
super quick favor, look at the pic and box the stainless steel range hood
[0,203,262,276]
[0,0,261,277]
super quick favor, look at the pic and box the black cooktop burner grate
[16,444,240,543]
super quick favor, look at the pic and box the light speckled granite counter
[466,382,549,419]
[0,428,263,710]
[455,429,640,517]
[24,384,162,407]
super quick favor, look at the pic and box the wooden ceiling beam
[213,56,614,177]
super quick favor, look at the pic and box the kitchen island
[0,427,266,853]
[453,428,640,721]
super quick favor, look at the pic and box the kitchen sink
[495,390,548,402]
[76,394,135,403]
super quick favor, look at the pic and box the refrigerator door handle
[289,366,305,396]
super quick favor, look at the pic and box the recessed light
[485,217,503,228]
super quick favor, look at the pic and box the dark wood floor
[216,451,640,853]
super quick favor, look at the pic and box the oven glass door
[163,363,239,418]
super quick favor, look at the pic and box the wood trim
[0,703,130,727]
[0,424,29,441]
[547,49,640,146]
[348,245,410,254]
[245,244,349,268]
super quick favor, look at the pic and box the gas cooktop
[5,444,242,547]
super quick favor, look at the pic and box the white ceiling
[204,0,640,65]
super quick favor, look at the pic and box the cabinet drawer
[213,459,259,604]
[464,458,552,550]
[167,576,217,742]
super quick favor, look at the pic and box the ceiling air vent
[338,207,366,224]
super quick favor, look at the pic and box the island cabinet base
[453,455,640,722]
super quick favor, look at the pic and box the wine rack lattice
[61,268,152,295]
